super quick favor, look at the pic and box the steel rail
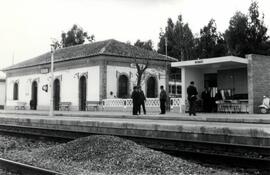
[0,158,64,175]
[155,148,270,170]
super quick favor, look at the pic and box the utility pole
[165,37,170,110]
[49,45,55,117]
[165,37,168,60]
[165,36,168,81]
[165,37,168,83]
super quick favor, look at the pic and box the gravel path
[1,134,251,175]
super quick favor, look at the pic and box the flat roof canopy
[171,56,248,69]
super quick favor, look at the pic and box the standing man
[187,81,198,116]
[138,86,146,115]
[159,85,167,114]
[201,87,211,112]
[131,86,140,115]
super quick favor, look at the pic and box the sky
[0,0,270,71]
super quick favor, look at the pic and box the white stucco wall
[185,68,204,96]
[181,67,204,104]
[0,82,5,106]
[6,66,100,110]
[106,65,166,98]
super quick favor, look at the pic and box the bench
[86,101,100,111]
[15,102,26,110]
[59,102,72,111]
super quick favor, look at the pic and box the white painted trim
[171,56,248,68]
[181,68,186,113]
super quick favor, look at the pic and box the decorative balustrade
[102,99,126,107]
[144,98,160,107]
[170,98,182,108]
[102,98,182,112]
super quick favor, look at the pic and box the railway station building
[2,39,177,111]
[172,54,270,114]
[0,73,5,109]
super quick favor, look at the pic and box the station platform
[0,110,269,147]
[0,110,270,124]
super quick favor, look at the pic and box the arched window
[31,81,38,110]
[118,74,129,98]
[13,82,19,100]
[146,77,157,98]
[54,79,61,110]
[79,76,87,111]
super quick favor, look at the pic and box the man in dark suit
[138,86,146,115]
[159,85,167,114]
[131,86,140,115]
[187,81,198,116]
[201,87,211,112]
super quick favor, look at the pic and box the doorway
[203,73,218,112]
[118,74,128,98]
[146,77,157,98]
[204,73,217,88]
[31,81,38,110]
[79,76,87,111]
[53,79,60,110]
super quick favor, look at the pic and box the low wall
[102,98,182,113]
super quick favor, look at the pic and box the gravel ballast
[0,134,59,175]
[1,134,249,175]
[0,134,58,155]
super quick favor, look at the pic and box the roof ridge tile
[3,39,177,71]
[98,39,113,54]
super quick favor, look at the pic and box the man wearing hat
[187,81,198,116]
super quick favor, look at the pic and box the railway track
[128,137,270,171]
[0,158,64,175]
[0,124,269,172]
[160,149,270,170]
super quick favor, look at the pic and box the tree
[224,11,249,57]
[247,1,269,55]
[54,24,95,48]
[224,1,270,57]
[158,18,175,58]
[135,63,148,87]
[158,15,195,61]
[134,39,153,51]
[132,39,152,86]
[195,19,228,58]
[174,16,195,61]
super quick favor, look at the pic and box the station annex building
[172,54,270,114]
[2,39,177,111]
[0,74,5,109]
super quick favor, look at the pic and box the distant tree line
[54,1,270,61]
[157,1,270,60]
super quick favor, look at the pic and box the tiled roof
[3,39,177,71]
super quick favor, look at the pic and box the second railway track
[0,124,269,173]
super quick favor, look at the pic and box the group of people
[110,82,199,116]
[131,85,167,115]
[201,88,223,113]
[188,81,236,115]
[131,86,146,115]
[102,81,229,115]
